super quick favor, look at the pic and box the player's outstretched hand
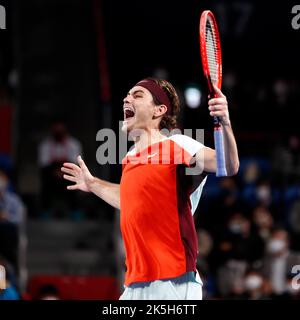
[208,84,230,126]
[61,155,95,192]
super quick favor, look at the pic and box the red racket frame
[199,10,228,177]
[199,10,222,93]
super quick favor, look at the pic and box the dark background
[2,0,299,171]
[1,0,299,165]
[0,0,300,300]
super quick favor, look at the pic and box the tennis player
[61,78,239,300]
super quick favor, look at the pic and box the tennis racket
[199,10,227,177]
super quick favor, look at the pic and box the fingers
[77,155,87,170]
[208,98,226,106]
[208,104,228,117]
[208,86,229,121]
[212,84,225,98]
[67,184,79,190]
[61,167,76,175]
[209,110,226,117]
[62,162,80,172]
[208,104,227,112]
[63,174,77,182]
[208,93,228,117]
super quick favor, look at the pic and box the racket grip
[214,124,227,177]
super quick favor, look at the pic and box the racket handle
[213,119,227,177]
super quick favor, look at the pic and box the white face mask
[256,186,271,202]
[267,239,286,254]
[229,222,243,234]
[244,275,263,291]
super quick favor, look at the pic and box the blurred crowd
[38,119,83,219]
[195,140,300,299]
[0,163,25,300]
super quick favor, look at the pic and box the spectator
[271,134,300,185]
[196,229,215,298]
[243,177,282,222]
[0,256,20,300]
[38,120,83,218]
[243,270,269,300]
[204,177,246,235]
[255,180,273,207]
[197,228,213,259]
[263,228,300,297]
[0,278,20,300]
[240,161,261,205]
[215,213,265,297]
[0,169,25,225]
[0,170,25,268]
[220,212,265,263]
[242,161,261,186]
[252,205,274,241]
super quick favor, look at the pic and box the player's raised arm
[61,155,120,209]
[201,85,239,176]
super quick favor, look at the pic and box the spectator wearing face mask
[38,120,83,218]
[204,177,246,236]
[263,228,300,297]
[220,213,265,263]
[255,180,273,207]
[215,213,265,297]
[247,179,282,223]
[243,270,270,300]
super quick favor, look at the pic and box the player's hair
[146,77,180,130]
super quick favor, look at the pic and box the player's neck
[132,128,166,153]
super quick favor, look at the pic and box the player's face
[122,86,156,133]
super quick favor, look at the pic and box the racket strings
[205,19,220,84]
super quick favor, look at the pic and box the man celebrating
[61,78,239,299]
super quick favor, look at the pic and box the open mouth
[124,107,135,120]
